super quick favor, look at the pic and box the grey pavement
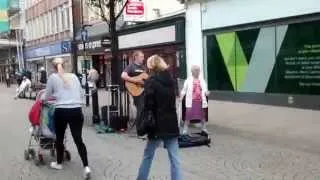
[207,100,320,154]
[1,85,320,180]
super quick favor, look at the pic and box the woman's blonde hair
[147,55,168,72]
[52,57,68,86]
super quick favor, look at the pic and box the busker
[121,50,147,122]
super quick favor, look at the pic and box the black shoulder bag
[136,96,156,137]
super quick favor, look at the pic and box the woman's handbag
[136,107,156,136]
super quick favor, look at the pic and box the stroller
[24,89,71,165]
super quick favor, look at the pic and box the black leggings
[54,108,88,167]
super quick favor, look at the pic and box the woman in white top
[180,65,209,134]
[45,58,91,179]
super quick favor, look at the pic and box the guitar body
[125,73,149,97]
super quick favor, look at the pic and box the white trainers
[83,166,91,179]
[182,129,188,135]
[202,128,209,133]
[50,162,63,170]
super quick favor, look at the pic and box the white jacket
[180,77,208,108]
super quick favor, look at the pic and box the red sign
[125,0,144,15]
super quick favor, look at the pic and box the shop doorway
[92,55,107,88]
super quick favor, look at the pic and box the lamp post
[71,0,78,75]
[81,25,91,107]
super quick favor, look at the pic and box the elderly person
[14,76,31,99]
[180,65,209,135]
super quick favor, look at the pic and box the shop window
[206,20,320,95]
[235,28,266,93]
[206,33,235,91]
[206,28,262,91]
[267,21,320,95]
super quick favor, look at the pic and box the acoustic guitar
[125,72,149,97]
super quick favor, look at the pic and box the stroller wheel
[64,150,71,161]
[28,148,36,159]
[24,150,30,160]
[35,154,44,166]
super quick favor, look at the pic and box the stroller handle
[36,89,56,104]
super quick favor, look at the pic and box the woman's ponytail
[53,58,68,87]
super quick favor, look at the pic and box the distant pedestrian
[14,76,31,99]
[5,69,10,88]
[87,68,99,89]
[45,57,91,179]
[39,67,47,84]
[16,71,22,86]
[180,65,209,135]
[137,55,182,180]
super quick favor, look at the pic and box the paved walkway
[94,89,320,153]
[2,85,320,179]
[207,100,320,154]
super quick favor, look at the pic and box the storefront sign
[25,41,71,60]
[123,0,146,22]
[118,25,176,49]
[61,41,71,53]
[77,40,102,51]
[101,37,111,48]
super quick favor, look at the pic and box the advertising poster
[0,0,8,33]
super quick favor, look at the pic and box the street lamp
[81,24,92,107]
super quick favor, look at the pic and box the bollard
[91,89,100,124]
[85,81,90,107]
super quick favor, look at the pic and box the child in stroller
[24,89,71,165]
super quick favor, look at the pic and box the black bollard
[85,82,90,107]
[92,89,100,124]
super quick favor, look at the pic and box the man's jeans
[137,138,182,180]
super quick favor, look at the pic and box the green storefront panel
[206,20,320,95]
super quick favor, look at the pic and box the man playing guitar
[121,50,146,114]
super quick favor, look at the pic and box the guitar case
[178,97,211,148]
[101,105,127,131]
[178,132,211,148]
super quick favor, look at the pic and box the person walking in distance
[121,50,146,120]
[137,55,182,180]
[39,67,47,84]
[5,69,10,88]
[45,58,91,179]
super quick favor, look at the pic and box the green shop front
[203,16,320,109]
